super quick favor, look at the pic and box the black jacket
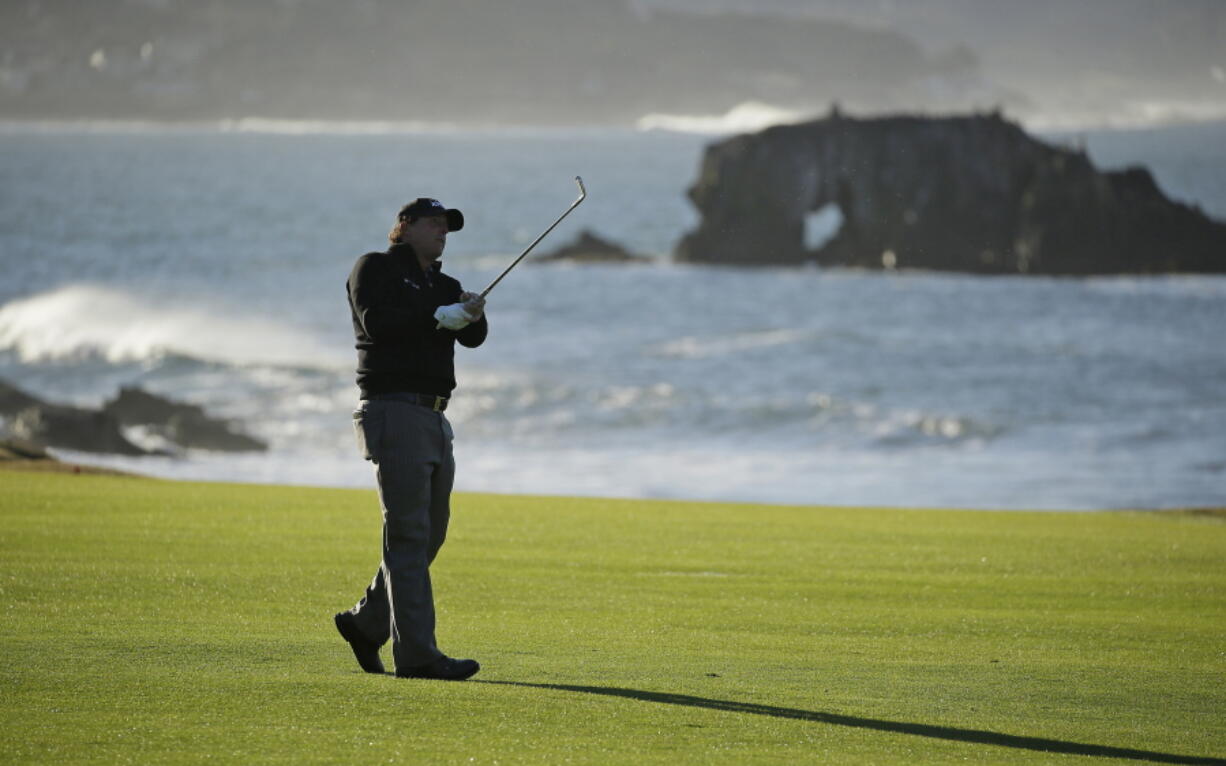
[347,243,488,398]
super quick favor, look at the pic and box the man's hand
[460,291,486,321]
[434,293,486,330]
[434,303,472,330]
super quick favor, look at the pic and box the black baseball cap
[398,198,464,232]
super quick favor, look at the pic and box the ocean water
[1,120,1224,510]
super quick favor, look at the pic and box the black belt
[365,392,449,412]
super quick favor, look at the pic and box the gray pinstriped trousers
[346,398,454,671]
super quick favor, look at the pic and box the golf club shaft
[479,176,586,299]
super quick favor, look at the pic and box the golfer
[334,197,487,681]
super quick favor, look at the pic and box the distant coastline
[4,105,1226,137]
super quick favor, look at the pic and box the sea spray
[0,284,346,368]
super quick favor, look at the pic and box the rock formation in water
[9,402,153,456]
[675,110,1226,274]
[103,386,266,453]
[0,379,266,455]
[536,230,650,264]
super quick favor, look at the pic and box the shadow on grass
[477,681,1224,765]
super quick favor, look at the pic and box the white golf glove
[434,303,476,330]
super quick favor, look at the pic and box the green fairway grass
[1,470,1223,764]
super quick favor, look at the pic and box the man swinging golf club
[334,180,585,680]
[334,197,487,681]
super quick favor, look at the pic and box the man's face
[401,214,449,261]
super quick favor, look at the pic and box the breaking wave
[635,100,812,134]
[0,284,344,368]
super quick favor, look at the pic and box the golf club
[479,176,587,298]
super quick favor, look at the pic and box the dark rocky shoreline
[0,378,266,457]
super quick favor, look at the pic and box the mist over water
[2,123,1225,510]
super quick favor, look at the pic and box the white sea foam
[0,284,344,368]
[1021,99,1226,133]
[634,98,1226,136]
[649,328,813,359]
[635,100,812,134]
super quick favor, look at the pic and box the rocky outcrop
[0,379,266,455]
[2,379,147,454]
[0,379,41,415]
[103,387,266,453]
[536,230,651,264]
[675,110,1226,274]
[8,404,152,456]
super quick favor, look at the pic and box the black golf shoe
[333,612,385,674]
[395,655,480,681]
